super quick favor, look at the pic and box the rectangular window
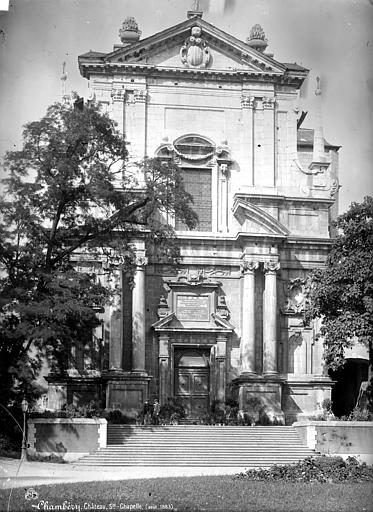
[175,168,212,231]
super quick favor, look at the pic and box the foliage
[26,452,67,463]
[321,398,333,413]
[0,433,20,458]
[30,402,104,419]
[158,396,185,424]
[235,456,373,483]
[104,409,134,424]
[339,406,372,422]
[0,100,197,408]
[305,196,373,407]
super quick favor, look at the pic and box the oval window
[174,135,214,160]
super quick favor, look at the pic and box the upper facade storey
[78,12,340,240]
[78,13,308,86]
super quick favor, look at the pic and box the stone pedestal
[234,374,285,424]
[103,372,151,417]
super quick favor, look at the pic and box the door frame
[171,344,214,410]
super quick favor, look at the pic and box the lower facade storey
[46,237,341,424]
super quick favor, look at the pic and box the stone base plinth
[46,375,102,410]
[234,374,285,424]
[282,375,335,424]
[102,371,151,417]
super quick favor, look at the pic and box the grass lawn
[1,476,372,512]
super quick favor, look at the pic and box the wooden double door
[175,349,210,419]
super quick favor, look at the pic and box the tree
[306,196,373,408]
[0,100,197,407]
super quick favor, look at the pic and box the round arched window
[174,135,214,161]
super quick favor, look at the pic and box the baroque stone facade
[47,10,343,424]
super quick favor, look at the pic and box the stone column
[216,335,227,402]
[109,269,123,371]
[132,252,148,372]
[240,260,259,374]
[263,261,280,374]
[158,334,170,405]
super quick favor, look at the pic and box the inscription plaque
[176,295,209,321]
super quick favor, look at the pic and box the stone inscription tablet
[176,295,209,321]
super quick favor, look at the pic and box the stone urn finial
[246,24,268,52]
[119,16,141,45]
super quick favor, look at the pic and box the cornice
[79,62,305,87]
[234,193,335,207]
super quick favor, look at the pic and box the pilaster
[241,95,255,186]
[262,96,276,187]
[159,334,170,405]
[216,335,227,403]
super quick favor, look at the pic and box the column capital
[241,95,255,109]
[134,89,147,103]
[135,256,148,268]
[111,88,125,102]
[241,260,259,274]
[262,96,275,109]
[263,261,280,274]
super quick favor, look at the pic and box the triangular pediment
[233,198,289,237]
[102,17,286,75]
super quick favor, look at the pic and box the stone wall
[27,418,107,462]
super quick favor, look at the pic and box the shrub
[159,397,185,424]
[340,406,372,422]
[105,409,134,424]
[26,452,67,463]
[30,402,105,419]
[235,455,373,483]
[0,433,21,458]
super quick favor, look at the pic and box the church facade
[47,10,342,424]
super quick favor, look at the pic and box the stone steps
[75,425,315,467]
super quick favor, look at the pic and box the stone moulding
[232,198,290,237]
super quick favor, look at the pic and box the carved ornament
[180,26,211,69]
[157,295,170,319]
[241,260,259,274]
[263,261,280,273]
[282,277,311,315]
[217,295,230,319]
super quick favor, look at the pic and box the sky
[0,0,372,214]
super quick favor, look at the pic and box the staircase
[75,425,315,467]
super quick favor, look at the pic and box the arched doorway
[329,358,369,417]
[175,349,210,419]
